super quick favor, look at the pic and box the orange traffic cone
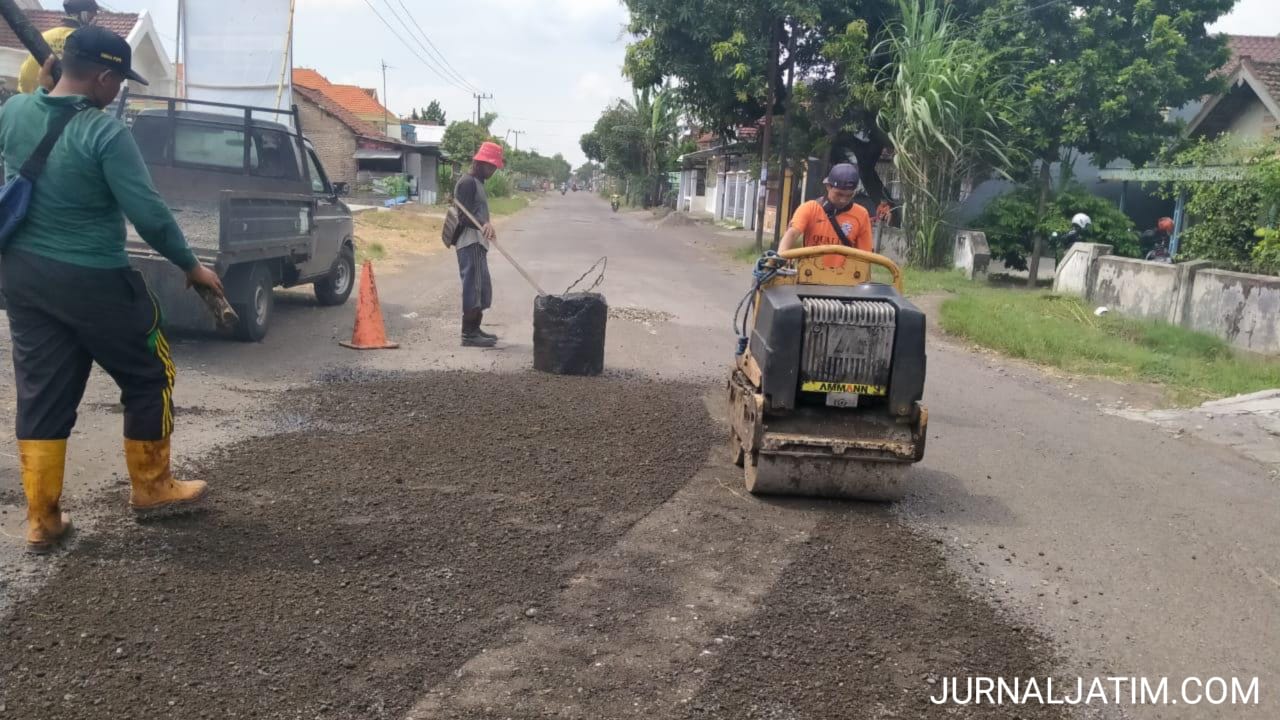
[340,261,400,350]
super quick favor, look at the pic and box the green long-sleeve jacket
[0,90,197,272]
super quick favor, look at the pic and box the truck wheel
[231,263,274,342]
[314,246,355,306]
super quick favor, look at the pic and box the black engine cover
[749,283,926,417]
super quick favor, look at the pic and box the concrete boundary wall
[1188,269,1280,355]
[1054,243,1280,354]
[1092,257,1182,324]
[953,231,991,280]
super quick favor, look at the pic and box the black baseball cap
[825,163,861,190]
[65,25,148,85]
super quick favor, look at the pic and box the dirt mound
[0,371,719,720]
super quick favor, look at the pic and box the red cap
[1157,217,1174,234]
[473,141,505,169]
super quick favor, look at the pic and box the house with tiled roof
[292,69,441,202]
[1187,35,1280,140]
[293,67,400,141]
[0,3,175,97]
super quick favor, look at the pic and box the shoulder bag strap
[820,198,853,248]
[18,101,92,181]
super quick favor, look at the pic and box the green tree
[423,100,447,125]
[411,108,420,121]
[580,86,680,207]
[978,183,1139,269]
[877,0,1020,267]
[1165,137,1280,273]
[623,0,908,200]
[442,121,492,164]
[974,0,1232,284]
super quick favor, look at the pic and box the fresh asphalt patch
[2,370,1066,719]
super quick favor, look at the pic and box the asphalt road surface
[0,193,1274,719]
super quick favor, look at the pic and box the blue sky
[97,0,1280,167]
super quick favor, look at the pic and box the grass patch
[356,240,386,263]
[352,207,443,268]
[489,195,530,216]
[731,243,764,264]
[940,289,1280,404]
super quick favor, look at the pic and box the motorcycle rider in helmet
[1052,213,1093,248]
[1142,217,1175,263]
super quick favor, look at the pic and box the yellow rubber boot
[125,438,208,519]
[19,439,72,553]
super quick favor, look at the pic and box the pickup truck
[120,93,356,341]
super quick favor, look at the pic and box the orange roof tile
[292,68,331,91]
[290,68,393,121]
[295,85,387,140]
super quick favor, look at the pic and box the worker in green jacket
[17,0,99,94]
[0,27,224,553]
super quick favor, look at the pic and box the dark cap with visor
[65,25,149,85]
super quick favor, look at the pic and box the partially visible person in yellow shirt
[17,0,99,94]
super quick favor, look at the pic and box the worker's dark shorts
[1,250,176,441]
[456,243,492,313]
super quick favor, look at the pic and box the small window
[251,129,302,181]
[173,122,252,171]
[305,150,330,195]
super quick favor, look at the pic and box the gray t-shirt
[454,173,489,250]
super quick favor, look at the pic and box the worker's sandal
[19,439,73,554]
[125,438,209,520]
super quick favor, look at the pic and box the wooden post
[753,20,781,252]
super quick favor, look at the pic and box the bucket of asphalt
[533,258,607,376]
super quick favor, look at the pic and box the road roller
[729,245,928,501]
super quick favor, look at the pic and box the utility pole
[510,129,525,151]
[754,20,782,253]
[473,92,493,125]
[381,60,392,135]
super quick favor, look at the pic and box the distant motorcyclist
[610,193,620,212]
[1052,213,1092,248]
[1142,217,1175,263]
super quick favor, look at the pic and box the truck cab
[122,95,356,341]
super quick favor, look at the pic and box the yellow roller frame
[774,245,904,293]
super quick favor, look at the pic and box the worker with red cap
[453,141,504,347]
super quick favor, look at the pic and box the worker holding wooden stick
[17,0,98,93]
[453,141,505,348]
[0,27,225,553]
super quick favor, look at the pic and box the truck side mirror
[332,182,350,197]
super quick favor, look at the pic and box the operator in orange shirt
[778,163,873,265]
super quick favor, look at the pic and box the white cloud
[1209,0,1280,35]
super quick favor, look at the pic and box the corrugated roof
[0,10,139,51]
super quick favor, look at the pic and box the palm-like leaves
[879,0,1019,267]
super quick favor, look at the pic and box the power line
[359,0,478,96]
[392,0,481,94]
[377,0,480,94]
